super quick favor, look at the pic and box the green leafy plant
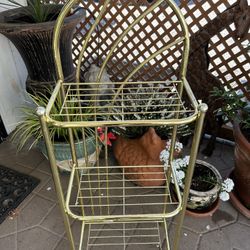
[11,88,94,151]
[211,86,250,130]
[0,0,61,23]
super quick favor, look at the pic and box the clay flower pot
[113,127,166,186]
[233,121,250,209]
[228,170,250,219]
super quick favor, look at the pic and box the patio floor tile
[169,223,200,250]
[198,229,232,250]
[0,217,17,238]
[0,234,16,250]
[40,204,66,236]
[222,223,250,250]
[17,195,54,231]
[17,227,60,250]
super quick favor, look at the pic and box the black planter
[0,5,84,90]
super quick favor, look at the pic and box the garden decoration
[212,86,250,218]
[160,141,234,214]
[0,0,84,92]
[84,64,114,106]
[185,0,250,156]
[113,127,166,186]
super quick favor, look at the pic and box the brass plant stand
[38,0,207,249]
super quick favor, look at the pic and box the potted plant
[11,88,98,172]
[112,83,191,186]
[160,140,234,216]
[0,0,84,92]
[211,86,250,217]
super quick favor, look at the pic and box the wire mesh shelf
[46,80,198,127]
[66,163,181,222]
[77,220,170,250]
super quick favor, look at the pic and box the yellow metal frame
[37,0,208,249]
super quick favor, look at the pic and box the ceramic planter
[38,136,97,172]
[233,121,250,209]
[0,6,84,91]
[180,160,222,211]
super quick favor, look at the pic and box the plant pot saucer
[185,198,220,218]
[228,172,250,219]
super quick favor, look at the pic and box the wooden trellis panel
[68,0,249,99]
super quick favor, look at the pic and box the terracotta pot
[233,121,250,208]
[113,128,166,186]
[228,170,250,218]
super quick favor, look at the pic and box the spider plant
[11,88,94,151]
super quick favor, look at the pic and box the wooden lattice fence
[66,0,250,99]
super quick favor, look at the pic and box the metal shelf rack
[38,0,207,249]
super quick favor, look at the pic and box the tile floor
[0,138,249,250]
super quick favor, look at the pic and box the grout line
[30,168,52,177]
[237,220,250,227]
[0,229,17,239]
[52,236,65,250]
[35,161,54,175]
[196,233,202,250]
[16,193,36,213]
[16,157,45,171]
[38,203,57,227]
[15,225,39,234]
[34,191,59,203]
[38,224,65,238]
[31,176,52,195]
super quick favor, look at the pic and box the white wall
[0,0,28,134]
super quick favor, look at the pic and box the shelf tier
[65,163,182,223]
[45,80,198,128]
[77,220,170,250]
